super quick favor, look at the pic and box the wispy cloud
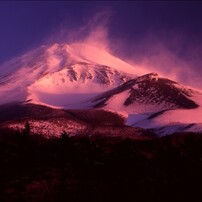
[46,7,202,89]
[121,29,202,89]
[46,7,113,52]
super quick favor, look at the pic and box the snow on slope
[154,93,202,125]
[0,43,139,107]
[6,118,86,138]
[90,72,202,135]
[68,43,148,75]
[129,90,202,135]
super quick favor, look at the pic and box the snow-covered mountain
[0,43,142,108]
[0,42,202,136]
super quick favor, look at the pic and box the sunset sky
[0,1,202,87]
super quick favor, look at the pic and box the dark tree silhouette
[23,121,30,136]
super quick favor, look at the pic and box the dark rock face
[92,73,199,110]
[124,78,198,109]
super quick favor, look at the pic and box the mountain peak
[46,42,138,75]
[136,72,159,82]
[0,42,138,106]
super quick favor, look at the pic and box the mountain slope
[92,72,198,113]
[89,72,202,135]
[0,43,140,107]
[0,102,148,138]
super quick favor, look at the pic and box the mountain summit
[0,43,143,107]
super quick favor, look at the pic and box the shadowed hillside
[1,128,202,202]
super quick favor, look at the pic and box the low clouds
[125,33,202,89]
[46,7,113,52]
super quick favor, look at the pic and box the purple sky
[0,1,202,87]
